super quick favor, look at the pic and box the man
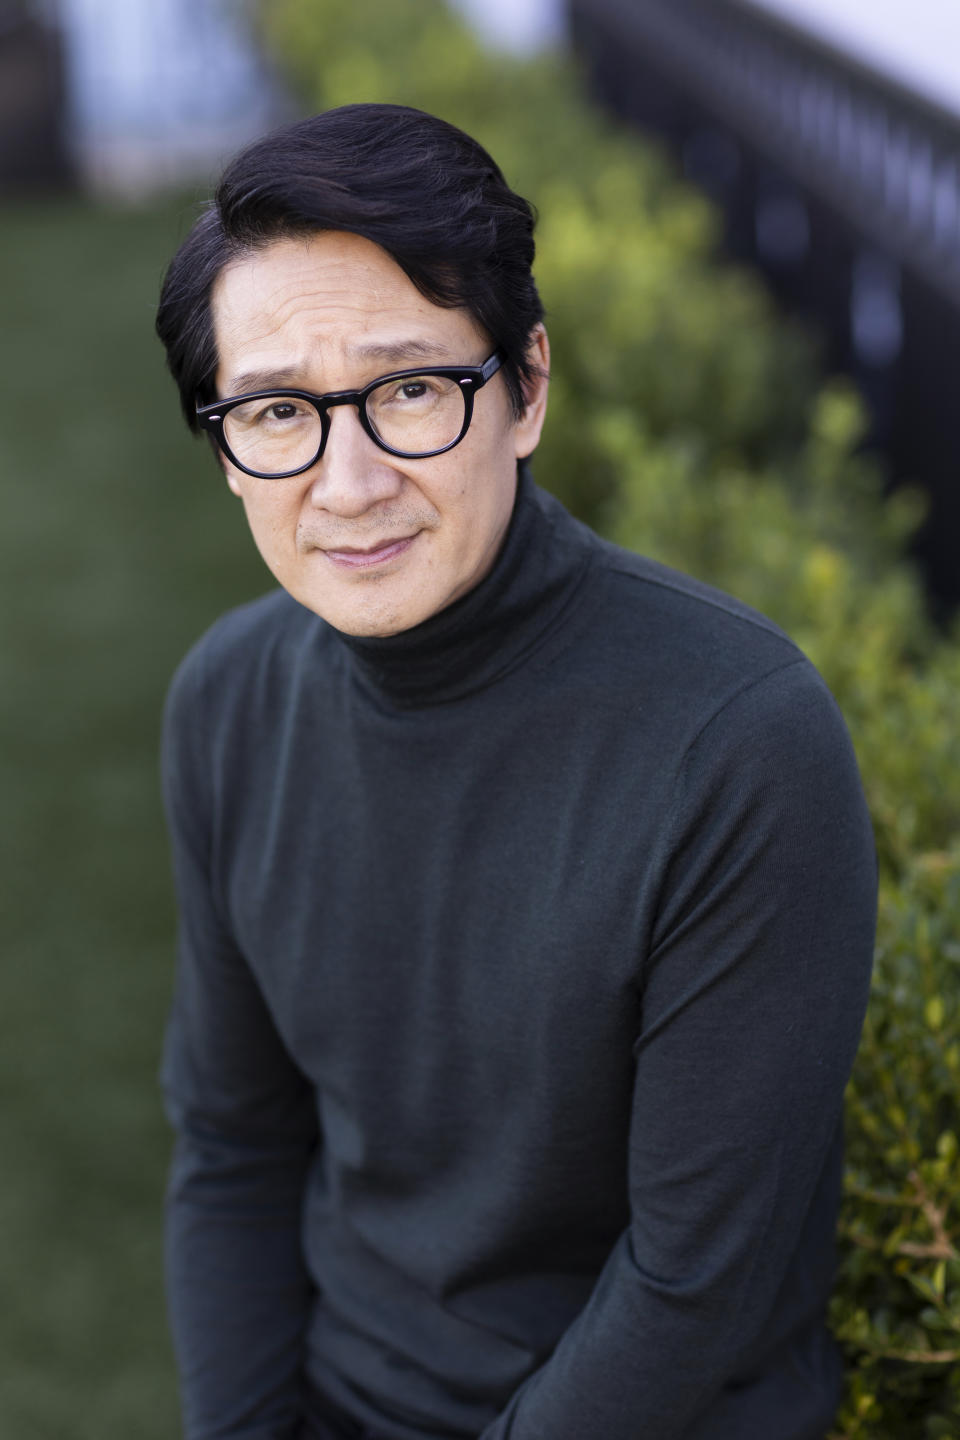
[156,103,876,1440]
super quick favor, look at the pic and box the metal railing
[569,0,960,610]
[574,0,960,311]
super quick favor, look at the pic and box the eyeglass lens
[222,374,469,473]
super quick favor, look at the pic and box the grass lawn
[0,194,268,1438]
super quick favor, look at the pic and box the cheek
[237,488,300,560]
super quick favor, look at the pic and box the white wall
[449,0,566,53]
[747,0,960,118]
[48,0,283,195]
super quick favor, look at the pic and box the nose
[307,402,405,517]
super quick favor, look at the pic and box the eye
[241,398,313,428]
[225,396,316,435]
[399,380,428,401]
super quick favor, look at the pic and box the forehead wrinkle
[223,336,468,398]
[217,275,374,351]
[211,234,485,396]
[218,242,423,329]
[214,272,431,370]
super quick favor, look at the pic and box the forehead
[211,231,485,389]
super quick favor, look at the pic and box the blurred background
[1,1,958,1435]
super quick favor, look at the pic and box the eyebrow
[223,339,455,397]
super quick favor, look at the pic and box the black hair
[155,103,544,430]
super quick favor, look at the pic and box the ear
[512,324,550,461]
[218,450,244,497]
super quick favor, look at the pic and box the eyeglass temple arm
[480,353,503,383]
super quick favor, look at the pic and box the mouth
[320,534,419,570]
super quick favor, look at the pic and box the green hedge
[260,3,960,1431]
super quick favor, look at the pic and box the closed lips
[321,535,418,565]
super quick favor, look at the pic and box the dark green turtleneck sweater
[161,469,876,1440]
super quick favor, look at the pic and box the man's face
[210,231,548,637]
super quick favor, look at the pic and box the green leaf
[925,995,945,1031]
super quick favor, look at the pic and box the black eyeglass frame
[195,351,504,478]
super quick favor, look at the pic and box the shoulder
[167,586,302,685]
[584,547,871,851]
[574,546,877,916]
[163,588,331,747]
[591,534,801,682]
[541,507,806,731]
[524,484,860,775]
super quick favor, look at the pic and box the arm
[481,660,877,1438]
[161,653,319,1440]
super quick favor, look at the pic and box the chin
[307,595,421,638]
[337,616,410,638]
[292,566,467,636]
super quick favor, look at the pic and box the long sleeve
[160,651,319,1440]
[480,660,877,1440]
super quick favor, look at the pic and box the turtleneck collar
[335,465,596,709]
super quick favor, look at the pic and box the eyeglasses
[195,352,504,479]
